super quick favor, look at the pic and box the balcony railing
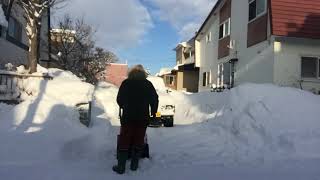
[177,55,195,66]
[184,55,195,64]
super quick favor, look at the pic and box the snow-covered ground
[0,68,320,179]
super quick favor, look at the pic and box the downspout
[47,5,51,67]
[36,0,43,64]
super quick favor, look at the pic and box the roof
[195,0,223,40]
[51,29,76,34]
[157,68,173,76]
[173,36,196,51]
[173,42,190,51]
[270,0,320,39]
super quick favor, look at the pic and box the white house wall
[230,0,274,86]
[273,37,320,94]
[197,16,220,92]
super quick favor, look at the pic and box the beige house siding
[175,70,199,93]
[183,70,199,92]
[176,71,184,91]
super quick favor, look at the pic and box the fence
[0,70,52,102]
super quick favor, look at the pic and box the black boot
[113,150,128,174]
[130,146,143,171]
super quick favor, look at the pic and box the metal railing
[0,70,53,102]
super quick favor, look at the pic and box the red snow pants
[118,124,147,150]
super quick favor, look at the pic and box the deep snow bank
[0,67,94,134]
[95,76,320,165]
[0,70,320,179]
[171,83,320,164]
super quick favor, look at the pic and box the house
[173,37,199,93]
[158,67,177,90]
[0,0,50,69]
[195,0,320,94]
[49,28,77,68]
[104,63,128,87]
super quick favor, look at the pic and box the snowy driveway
[0,74,320,179]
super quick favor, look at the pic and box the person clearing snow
[114,64,159,174]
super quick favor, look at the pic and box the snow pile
[0,67,110,178]
[0,5,7,27]
[0,66,94,133]
[147,76,167,92]
[94,82,120,125]
[94,79,320,175]
[170,83,320,164]
[1,67,320,179]
[18,68,93,105]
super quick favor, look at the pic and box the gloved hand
[148,114,156,125]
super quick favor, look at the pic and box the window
[8,17,22,42]
[203,72,211,87]
[301,57,320,78]
[219,18,230,39]
[207,71,211,86]
[206,32,212,43]
[165,75,175,85]
[203,72,207,86]
[249,0,267,22]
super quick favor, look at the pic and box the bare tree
[15,0,65,73]
[52,15,118,84]
[52,14,95,70]
[83,47,119,84]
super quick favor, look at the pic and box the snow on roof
[157,68,173,76]
[173,42,191,51]
[51,28,76,34]
[0,4,8,27]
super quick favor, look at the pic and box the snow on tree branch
[15,0,68,73]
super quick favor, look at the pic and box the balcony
[184,55,195,65]
[177,55,195,66]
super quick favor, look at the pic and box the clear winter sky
[54,0,217,74]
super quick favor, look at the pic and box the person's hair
[128,64,148,80]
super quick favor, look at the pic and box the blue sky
[118,20,179,74]
[56,0,217,74]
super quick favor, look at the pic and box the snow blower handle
[119,107,123,120]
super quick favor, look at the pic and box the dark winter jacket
[117,78,159,126]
